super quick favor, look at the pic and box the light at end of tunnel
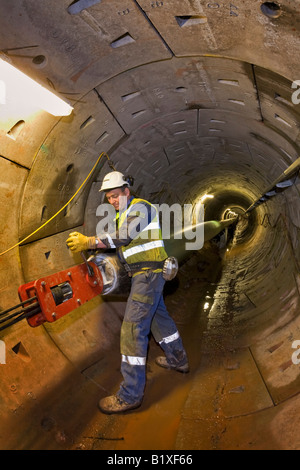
[0,58,73,117]
[200,194,214,204]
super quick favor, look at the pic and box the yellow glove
[66,232,94,253]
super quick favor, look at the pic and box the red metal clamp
[18,261,103,327]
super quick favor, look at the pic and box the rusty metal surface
[0,319,112,450]
[0,113,57,169]
[19,229,83,283]
[136,0,300,79]
[0,0,171,95]
[0,159,28,311]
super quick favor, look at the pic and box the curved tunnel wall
[0,0,300,449]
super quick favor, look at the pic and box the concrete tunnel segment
[0,0,300,449]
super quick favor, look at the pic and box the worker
[66,171,189,414]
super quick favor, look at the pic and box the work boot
[155,356,190,373]
[98,395,142,415]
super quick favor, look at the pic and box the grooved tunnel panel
[67,0,102,15]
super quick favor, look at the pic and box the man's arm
[66,201,156,253]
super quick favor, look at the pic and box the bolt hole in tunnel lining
[32,55,47,69]
[260,2,282,19]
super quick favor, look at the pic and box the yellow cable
[0,152,110,257]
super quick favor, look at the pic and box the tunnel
[0,0,300,451]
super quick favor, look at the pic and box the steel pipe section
[0,0,300,450]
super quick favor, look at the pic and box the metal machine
[0,254,130,332]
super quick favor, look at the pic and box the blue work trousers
[117,270,188,404]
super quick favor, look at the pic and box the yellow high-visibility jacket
[99,197,168,268]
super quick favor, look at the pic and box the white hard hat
[100,171,129,192]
